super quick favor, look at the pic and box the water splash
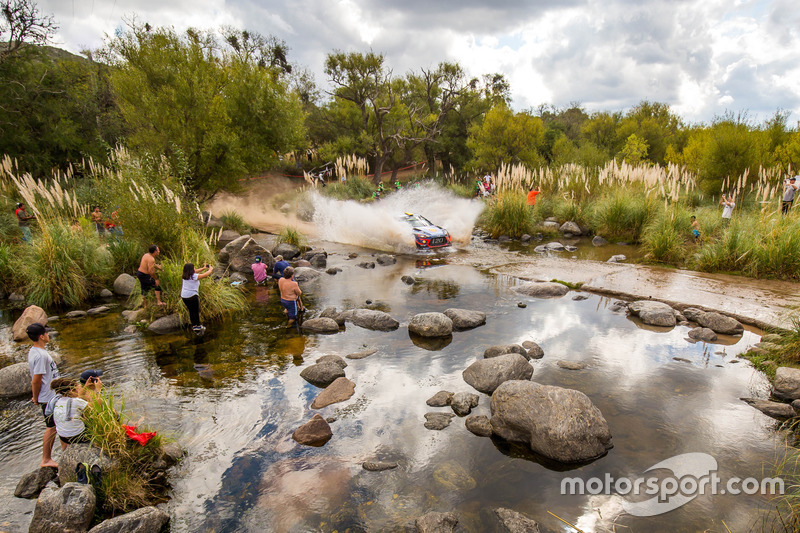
[312,182,484,253]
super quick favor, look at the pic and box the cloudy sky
[40,0,800,125]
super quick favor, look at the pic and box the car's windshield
[403,215,434,228]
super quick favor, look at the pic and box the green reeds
[641,210,687,264]
[321,175,375,200]
[277,226,306,248]
[478,190,538,238]
[219,209,252,234]
[589,188,657,242]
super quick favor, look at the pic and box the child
[690,216,701,243]
[181,263,215,334]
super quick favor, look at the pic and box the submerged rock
[557,360,587,370]
[415,512,459,533]
[463,354,533,394]
[292,414,332,446]
[592,236,609,247]
[362,461,398,472]
[357,261,376,269]
[443,308,486,330]
[514,282,569,299]
[465,415,493,437]
[494,507,541,533]
[408,312,453,337]
[311,377,355,409]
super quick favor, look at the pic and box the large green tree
[466,104,545,171]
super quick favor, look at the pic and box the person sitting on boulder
[278,266,302,327]
[272,255,290,282]
[251,255,268,285]
[48,371,102,448]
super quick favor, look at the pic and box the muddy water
[0,244,783,532]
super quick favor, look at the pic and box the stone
[325,267,340,275]
[557,360,587,370]
[465,415,493,437]
[682,307,705,322]
[521,341,544,359]
[607,254,627,263]
[304,249,327,261]
[415,512,458,533]
[401,275,416,285]
[300,362,346,387]
[559,221,582,235]
[29,482,96,533]
[627,300,676,327]
[572,294,589,301]
[302,318,340,334]
[514,282,569,299]
[564,245,578,252]
[311,377,355,409]
[86,306,110,315]
[409,313,453,337]
[451,392,479,416]
[228,238,271,274]
[545,241,565,251]
[11,305,48,341]
[357,261,376,269]
[14,467,58,499]
[695,311,744,335]
[490,380,613,463]
[272,242,301,260]
[64,310,88,319]
[741,398,796,420]
[376,254,397,265]
[533,245,547,253]
[217,229,242,247]
[541,221,560,230]
[463,354,533,394]
[9,292,25,301]
[346,348,377,360]
[87,506,170,533]
[426,390,454,407]
[309,254,327,269]
[58,444,117,486]
[424,412,455,430]
[443,308,486,330]
[147,314,182,335]
[349,309,399,331]
[292,414,332,446]
[433,462,476,490]
[517,302,527,308]
[592,236,609,247]
[494,507,541,533]
[362,461,398,472]
[99,289,114,299]
[348,252,359,259]
[792,399,800,415]
[292,267,321,282]
[520,234,531,242]
[315,355,347,368]
[774,367,800,401]
[688,327,718,342]
[295,259,311,267]
[122,309,145,322]
[484,344,528,360]
[319,307,346,326]
[0,362,33,398]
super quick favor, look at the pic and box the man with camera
[783,177,798,215]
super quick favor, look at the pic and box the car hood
[413,226,448,238]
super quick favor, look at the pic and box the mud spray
[312,182,484,253]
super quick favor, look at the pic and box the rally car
[399,212,452,249]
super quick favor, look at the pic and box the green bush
[321,176,374,200]
[219,210,252,234]
[641,210,687,264]
[589,188,656,241]
[0,242,13,292]
[108,238,142,275]
[277,226,307,248]
[478,190,537,238]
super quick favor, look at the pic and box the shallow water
[0,243,784,532]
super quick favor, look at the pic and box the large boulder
[694,311,743,335]
[113,273,137,296]
[272,242,301,260]
[443,308,486,330]
[218,235,250,263]
[409,313,453,337]
[302,318,340,334]
[292,413,332,446]
[627,300,676,327]
[309,254,327,269]
[293,267,321,282]
[29,482,96,533]
[494,508,541,533]
[217,229,242,247]
[349,309,399,331]
[311,377,355,409]
[88,506,170,533]
[0,362,33,398]
[58,444,117,486]
[415,512,458,533]
[773,367,800,401]
[514,282,569,299]
[300,362,346,387]
[462,354,533,394]
[147,314,182,335]
[11,305,48,341]
[484,344,528,360]
[490,380,613,463]
[559,221,582,235]
[14,467,58,499]
[229,239,272,274]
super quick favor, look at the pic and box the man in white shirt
[27,323,59,468]
[720,195,735,223]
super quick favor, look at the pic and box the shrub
[641,210,686,264]
[446,183,475,198]
[277,226,306,248]
[478,190,537,238]
[589,188,656,242]
[219,209,252,234]
[0,242,13,292]
[321,175,374,200]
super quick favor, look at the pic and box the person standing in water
[278,266,302,327]
[181,263,214,334]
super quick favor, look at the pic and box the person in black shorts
[137,245,165,306]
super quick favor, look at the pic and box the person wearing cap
[783,177,798,215]
[272,255,290,282]
[27,323,60,468]
[278,266,302,326]
[48,373,102,447]
[252,255,268,285]
[15,202,35,242]
[181,263,214,334]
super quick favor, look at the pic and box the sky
[39,0,800,125]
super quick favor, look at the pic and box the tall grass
[107,237,143,275]
[589,188,657,241]
[321,175,374,200]
[479,191,538,238]
[641,210,688,264]
[277,226,306,248]
[219,209,252,234]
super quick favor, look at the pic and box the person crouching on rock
[181,263,214,334]
[272,255,290,283]
[48,373,102,448]
[278,266,302,327]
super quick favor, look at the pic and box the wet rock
[113,273,137,296]
[293,267,321,282]
[592,236,609,247]
[121,309,144,323]
[349,309,399,331]
[521,341,544,359]
[433,462,476,490]
[320,307,346,326]
[311,377,355,409]
[11,304,47,341]
[229,272,248,283]
[494,507,541,533]
[608,302,626,313]
[346,348,377,360]
[557,360,587,370]
[559,221,582,235]
[520,234,531,242]
[741,398,796,420]
[272,242,301,260]
[688,327,718,342]
[443,308,486,330]
[292,413,332,446]
[498,235,511,242]
[514,282,569,299]
[415,511,458,533]
[0,363,33,397]
[465,415,493,437]
[627,300,676,327]
[58,444,117,486]
[773,367,800,401]
[545,241,565,251]
[607,254,627,263]
[426,390,454,407]
[564,245,578,252]
[99,289,113,299]
[315,355,347,368]
[463,354,533,394]
[300,362,346,387]
[673,357,692,363]
[533,245,547,253]
[47,316,59,322]
[674,310,687,322]
[490,380,613,463]
[14,466,57,499]
[357,261,376,269]
[310,254,327,269]
[304,249,327,261]
[295,259,312,267]
[147,314,182,335]
[376,254,397,265]
[424,412,455,430]
[451,392,479,416]
[695,311,743,335]
[517,302,527,308]
[348,252,358,259]
[325,267,340,275]
[409,312,453,337]
[682,307,705,322]
[362,461,398,472]
[485,344,529,360]
[65,310,88,319]
[302,317,340,334]
[87,506,170,533]
[87,306,110,315]
[29,482,95,533]
[572,294,589,301]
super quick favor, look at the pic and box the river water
[0,242,785,532]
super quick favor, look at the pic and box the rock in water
[695,311,743,335]
[301,318,340,334]
[346,348,377,360]
[409,312,453,337]
[465,415,493,437]
[514,282,569,299]
[463,354,533,394]
[65,310,87,319]
[423,412,455,430]
[415,512,459,533]
[774,367,800,401]
[315,355,347,368]
[401,275,416,285]
[376,254,396,265]
[559,221,582,235]
[362,461,398,472]
[14,467,58,499]
[112,273,137,296]
[451,392,479,416]
[300,362,346,387]
[557,360,587,370]
[310,377,355,409]
[688,327,718,342]
[484,344,528,360]
[292,414,332,446]
[521,341,544,359]
[357,261,376,269]
[443,308,486,330]
[293,267,321,282]
[426,390,453,407]
[490,380,613,463]
[29,482,96,533]
[272,242,301,260]
[627,300,676,327]
[87,506,170,533]
[86,306,110,315]
[592,236,609,247]
[740,398,796,420]
[58,444,117,487]
[494,507,541,533]
[0,362,33,398]
[147,314,182,335]
[11,305,48,342]
[607,254,627,263]
[349,309,399,331]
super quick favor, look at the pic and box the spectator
[720,195,735,223]
[272,255,290,282]
[783,177,798,215]
[690,215,701,243]
[526,185,541,207]
[90,206,105,236]
[251,255,268,285]
[15,202,35,242]
[181,263,214,334]
[48,372,102,448]
[27,323,59,468]
[137,245,166,307]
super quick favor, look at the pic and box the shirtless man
[137,245,165,306]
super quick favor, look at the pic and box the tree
[620,134,648,166]
[0,0,56,63]
[467,104,545,171]
[616,101,683,165]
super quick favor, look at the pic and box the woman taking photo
[48,375,102,447]
[181,263,214,334]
